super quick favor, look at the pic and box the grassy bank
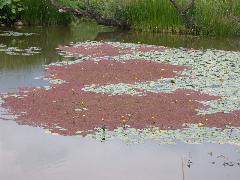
[89,0,240,36]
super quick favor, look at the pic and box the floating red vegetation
[59,43,166,58]
[47,60,186,85]
[3,82,240,136]
[1,42,240,136]
[60,44,133,57]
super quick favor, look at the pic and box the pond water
[0,22,240,180]
[0,119,240,180]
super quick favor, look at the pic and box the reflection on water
[0,119,239,180]
[97,31,240,51]
[1,22,240,180]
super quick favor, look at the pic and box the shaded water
[1,22,240,180]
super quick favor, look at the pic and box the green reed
[125,0,183,33]
[125,0,240,36]
[22,0,72,26]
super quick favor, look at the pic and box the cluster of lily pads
[0,44,41,56]
[71,124,240,145]
[41,122,240,145]
[34,75,66,90]
[0,30,37,37]
[57,41,240,115]
[0,94,22,121]
[0,97,5,105]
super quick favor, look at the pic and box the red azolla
[3,83,224,136]
[47,60,187,85]
[59,44,133,57]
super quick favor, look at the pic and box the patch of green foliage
[0,0,72,25]
[0,0,24,24]
[22,0,72,25]
[195,0,240,36]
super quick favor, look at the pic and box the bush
[22,0,72,25]
[0,0,24,24]
[0,0,72,25]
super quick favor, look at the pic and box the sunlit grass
[125,0,183,33]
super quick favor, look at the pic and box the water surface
[0,119,240,180]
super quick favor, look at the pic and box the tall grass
[125,0,184,33]
[22,0,72,26]
[124,0,240,36]
[195,0,240,36]
[126,0,240,36]
[91,0,240,36]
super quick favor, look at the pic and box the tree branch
[231,16,240,23]
[169,0,196,29]
[50,0,130,28]
[183,0,195,14]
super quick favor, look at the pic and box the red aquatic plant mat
[47,60,187,85]
[1,42,240,135]
[59,42,166,58]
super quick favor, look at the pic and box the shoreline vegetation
[0,0,240,36]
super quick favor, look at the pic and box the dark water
[0,23,240,180]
